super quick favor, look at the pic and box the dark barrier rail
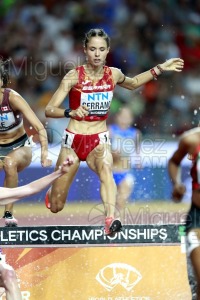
[0,224,185,246]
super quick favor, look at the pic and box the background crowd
[0,0,200,142]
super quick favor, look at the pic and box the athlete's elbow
[45,106,52,117]
[124,83,137,91]
[130,77,140,90]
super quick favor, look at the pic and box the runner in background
[168,127,200,300]
[0,58,52,226]
[0,157,74,300]
[109,106,142,223]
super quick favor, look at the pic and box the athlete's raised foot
[3,211,18,227]
[104,217,122,236]
[45,191,51,209]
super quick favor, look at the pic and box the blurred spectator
[109,106,142,223]
[0,0,199,140]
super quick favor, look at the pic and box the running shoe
[3,211,18,227]
[45,191,51,209]
[104,217,122,236]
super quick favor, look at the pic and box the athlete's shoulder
[8,89,21,99]
[76,65,84,71]
[180,127,200,141]
[109,67,125,83]
[63,68,78,79]
[6,89,27,110]
[62,68,79,87]
[109,67,122,75]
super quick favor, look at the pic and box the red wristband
[150,68,158,80]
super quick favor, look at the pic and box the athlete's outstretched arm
[0,157,74,205]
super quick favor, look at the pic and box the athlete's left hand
[160,58,184,72]
[172,183,186,202]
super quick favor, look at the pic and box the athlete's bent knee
[3,158,17,175]
[0,267,17,288]
[50,201,65,213]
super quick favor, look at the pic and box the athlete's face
[84,37,109,67]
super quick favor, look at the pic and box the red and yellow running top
[69,65,115,122]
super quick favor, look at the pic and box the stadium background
[0,2,196,299]
[0,0,199,224]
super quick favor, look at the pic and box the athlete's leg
[190,229,200,300]
[0,263,22,300]
[87,144,122,235]
[3,146,32,213]
[87,144,117,218]
[0,160,4,171]
[0,158,74,205]
[116,176,134,222]
[48,148,80,213]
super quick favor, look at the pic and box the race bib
[0,112,16,131]
[99,131,111,145]
[62,131,75,148]
[81,91,113,116]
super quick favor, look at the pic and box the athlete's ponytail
[0,58,11,87]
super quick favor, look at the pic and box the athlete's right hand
[71,105,89,118]
[172,183,186,202]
